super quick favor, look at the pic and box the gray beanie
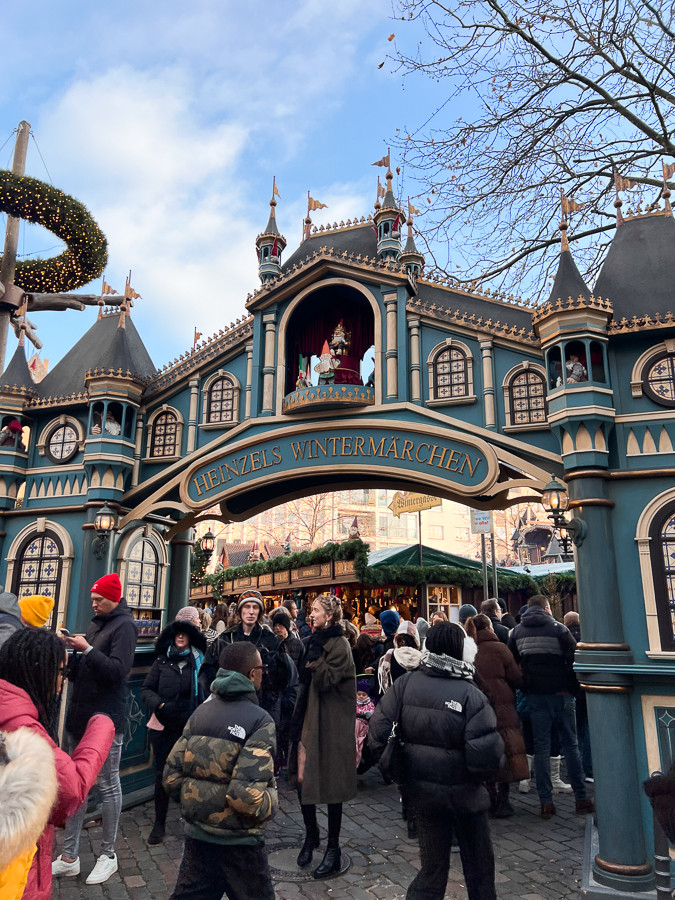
[459,603,478,624]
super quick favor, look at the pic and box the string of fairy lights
[0,170,107,292]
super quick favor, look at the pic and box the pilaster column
[131,414,144,487]
[384,294,398,401]
[167,533,194,620]
[187,378,199,453]
[480,339,496,428]
[569,473,652,891]
[408,316,421,403]
[245,343,253,420]
[261,314,277,415]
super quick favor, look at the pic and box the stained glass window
[434,347,468,399]
[207,377,235,424]
[509,370,547,426]
[14,532,62,626]
[150,411,178,457]
[653,509,675,650]
[646,354,675,406]
[125,538,158,608]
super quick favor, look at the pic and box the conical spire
[256,178,286,283]
[400,210,425,277]
[547,198,591,305]
[373,160,404,262]
[0,342,35,394]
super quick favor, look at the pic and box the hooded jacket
[507,606,578,695]
[141,621,207,732]
[0,680,114,899]
[163,668,277,846]
[369,658,503,815]
[0,592,23,649]
[65,598,137,739]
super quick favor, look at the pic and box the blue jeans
[62,732,124,859]
[529,694,586,804]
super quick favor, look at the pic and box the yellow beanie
[18,595,54,628]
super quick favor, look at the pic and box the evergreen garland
[0,170,107,292]
[205,538,538,596]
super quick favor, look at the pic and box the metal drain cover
[267,843,351,882]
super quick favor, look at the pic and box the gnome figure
[315,340,340,384]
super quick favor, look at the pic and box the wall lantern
[92,503,117,560]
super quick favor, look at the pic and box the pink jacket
[0,680,114,899]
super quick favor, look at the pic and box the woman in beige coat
[290,594,356,879]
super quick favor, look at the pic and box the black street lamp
[92,503,117,560]
[540,476,587,555]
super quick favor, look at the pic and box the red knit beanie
[91,573,122,603]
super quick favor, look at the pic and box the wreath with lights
[0,170,107,293]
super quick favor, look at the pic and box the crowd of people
[0,581,595,900]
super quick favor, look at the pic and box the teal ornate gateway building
[0,165,674,892]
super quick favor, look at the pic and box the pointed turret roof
[0,343,35,393]
[547,245,592,306]
[594,212,675,321]
[37,312,156,398]
[381,169,398,210]
[263,198,281,236]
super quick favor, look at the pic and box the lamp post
[201,529,215,567]
[540,476,587,555]
[92,503,117,560]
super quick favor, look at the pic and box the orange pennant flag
[408,200,421,216]
[614,171,636,193]
[308,195,328,212]
[663,161,675,181]
[372,153,390,168]
[561,193,584,216]
[273,179,281,198]
[101,276,119,296]
[193,328,203,345]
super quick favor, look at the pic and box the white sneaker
[86,853,118,884]
[52,855,80,877]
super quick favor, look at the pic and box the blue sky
[1,1,448,371]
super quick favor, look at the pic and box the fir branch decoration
[0,170,107,292]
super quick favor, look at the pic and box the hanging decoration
[0,170,107,293]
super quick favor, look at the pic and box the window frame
[502,363,548,431]
[426,338,476,406]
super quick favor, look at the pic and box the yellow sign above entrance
[388,491,442,518]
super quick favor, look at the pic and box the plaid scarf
[421,649,475,681]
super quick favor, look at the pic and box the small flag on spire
[308,195,328,212]
[561,192,584,216]
[124,272,141,301]
[193,328,203,347]
[377,178,386,200]
[273,178,280,199]
[372,152,391,168]
[663,161,675,181]
[101,275,119,296]
[408,200,420,216]
[614,171,636,193]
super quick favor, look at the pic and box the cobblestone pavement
[53,768,587,899]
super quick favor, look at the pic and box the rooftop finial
[613,170,635,226]
[559,189,583,251]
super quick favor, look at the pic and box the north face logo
[228,724,246,740]
[444,700,462,712]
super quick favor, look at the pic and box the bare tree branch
[392,0,675,299]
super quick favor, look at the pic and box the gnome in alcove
[329,320,350,356]
[315,340,340,384]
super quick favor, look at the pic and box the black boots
[147,822,165,845]
[493,782,514,819]
[297,826,320,867]
[313,846,341,879]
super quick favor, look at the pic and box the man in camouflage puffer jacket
[164,642,277,900]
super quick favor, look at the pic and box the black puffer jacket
[508,606,578,694]
[66,599,137,739]
[199,622,288,699]
[142,622,207,731]
[369,664,503,815]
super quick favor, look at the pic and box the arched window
[148,410,179,458]
[125,537,159,610]
[207,376,236,424]
[433,346,468,399]
[506,368,547,428]
[649,501,675,651]
[12,531,63,629]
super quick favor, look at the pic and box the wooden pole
[491,531,498,598]
[481,533,489,602]
[0,120,31,373]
